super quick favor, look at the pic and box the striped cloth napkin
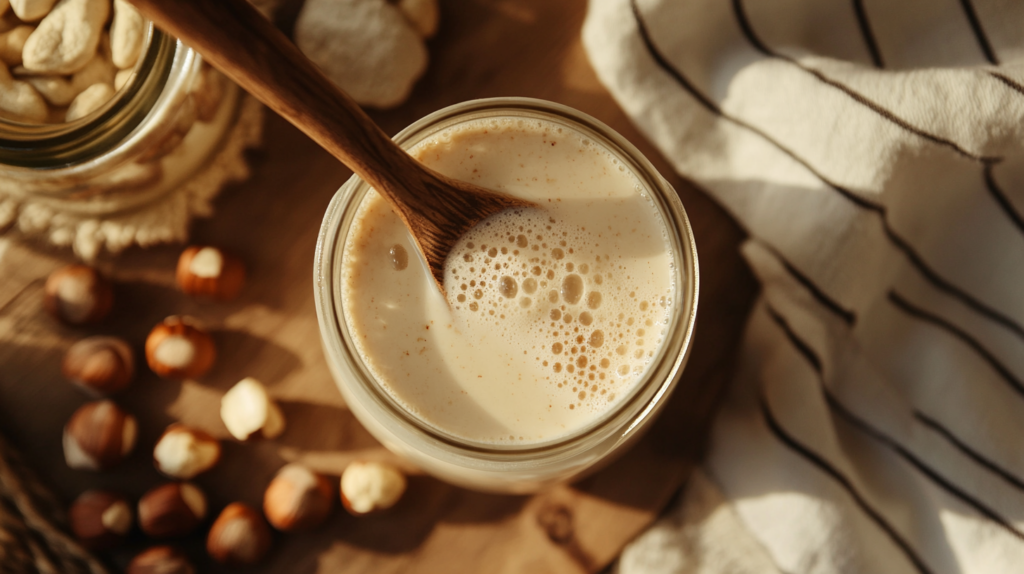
[582,1,1024,572]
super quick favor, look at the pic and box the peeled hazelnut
[153,424,221,479]
[220,377,285,441]
[44,264,113,325]
[207,502,272,566]
[138,482,207,538]
[127,546,196,574]
[263,463,334,531]
[62,336,133,395]
[340,461,407,515]
[63,400,137,470]
[176,246,246,301]
[145,316,215,379]
[69,489,133,551]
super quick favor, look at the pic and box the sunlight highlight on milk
[342,117,676,445]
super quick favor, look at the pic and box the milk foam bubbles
[342,117,676,446]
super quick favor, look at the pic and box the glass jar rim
[0,23,181,169]
[315,97,699,462]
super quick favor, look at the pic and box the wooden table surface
[0,1,758,572]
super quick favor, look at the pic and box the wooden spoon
[128,0,533,294]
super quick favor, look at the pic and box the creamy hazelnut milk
[341,117,676,446]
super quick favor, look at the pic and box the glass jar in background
[0,22,258,260]
[314,98,699,494]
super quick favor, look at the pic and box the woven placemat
[0,432,108,574]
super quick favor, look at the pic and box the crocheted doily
[0,95,264,261]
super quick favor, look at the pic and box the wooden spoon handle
[128,0,421,199]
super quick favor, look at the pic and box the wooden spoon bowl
[128,0,534,293]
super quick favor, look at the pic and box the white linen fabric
[583,1,1024,572]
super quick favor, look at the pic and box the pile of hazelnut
[48,246,408,572]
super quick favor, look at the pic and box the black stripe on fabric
[764,306,823,372]
[852,0,884,68]
[958,0,999,65]
[990,72,1024,96]
[630,0,1024,342]
[835,395,1024,542]
[984,163,1024,235]
[759,393,933,574]
[851,0,884,67]
[732,0,771,56]
[762,242,857,325]
[767,307,1024,543]
[915,412,1024,493]
[768,288,1024,498]
[630,1,720,115]
[733,0,994,163]
[881,229,1024,340]
[739,0,1024,278]
[888,290,1024,398]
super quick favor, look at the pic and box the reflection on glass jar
[0,21,261,260]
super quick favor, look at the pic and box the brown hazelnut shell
[62,336,134,395]
[138,482,206,538]
[63,400,136,470]
[144,316,216,379]
[43,265,113,325]
[263,463,334,531]
[68,490,132,551]
[153,423,222,479]
[207,502,272,566]
[127,546,196,574]
[176,246,246,301]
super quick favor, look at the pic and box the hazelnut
[62,336,134,395]
[69,490,133,551]
[127,546,196,574]
[145,316,216,379]
[263,463,334,531]
[43,264,113,325]
[220,377,285,441]
[340,461,407,516]
[176,246,246,301]
[206,502,272,566]
[153,424,221,479]
[63,400,137,470]
[138,482,207,538]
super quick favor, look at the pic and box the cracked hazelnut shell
[263,463,334,531]
[145,316,215,379]
[207,502,272,566]
[153,424,221,479]
[176,246,246,301]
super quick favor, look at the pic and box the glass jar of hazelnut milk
[315,98,698,493]
[0,14,243,259]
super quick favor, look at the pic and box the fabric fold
[585,1,1024,572]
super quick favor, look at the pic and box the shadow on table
[201,328,303,390]
[275,400,379,452]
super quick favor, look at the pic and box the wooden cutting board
[0,0,758,572]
